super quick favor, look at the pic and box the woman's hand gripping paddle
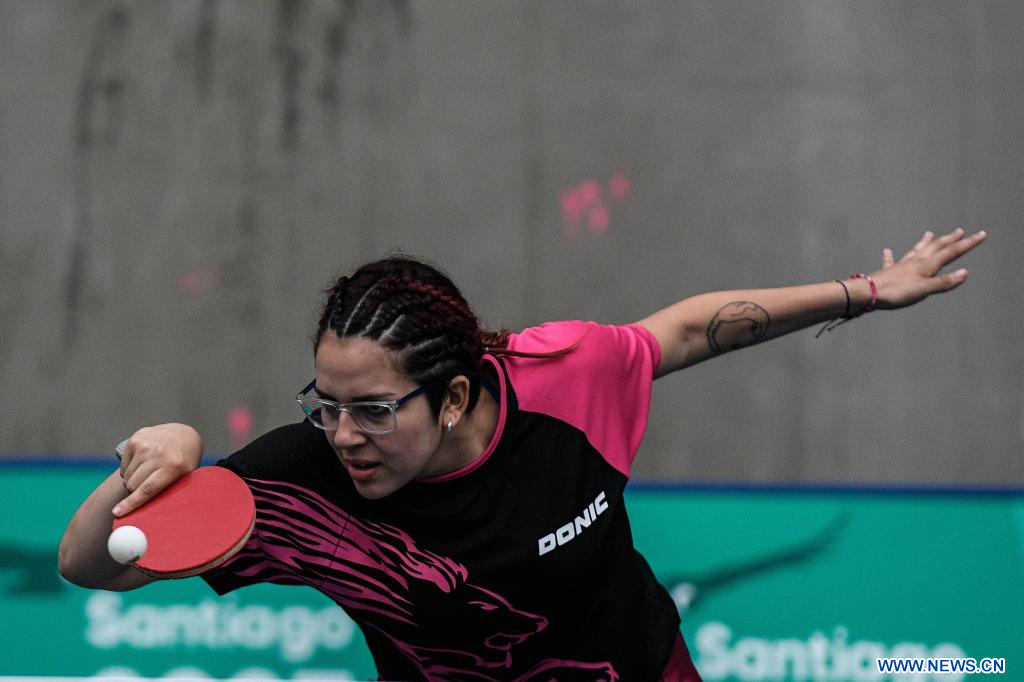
[110,441,255,578]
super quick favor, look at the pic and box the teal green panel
[3,467,1019,681]
[627,488,1022,681]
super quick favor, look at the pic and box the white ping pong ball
[108,525,148,564]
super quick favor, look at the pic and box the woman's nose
[331,410,367,449]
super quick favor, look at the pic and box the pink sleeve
[504,321,662,478]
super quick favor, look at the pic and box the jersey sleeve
[201,421,336,595]
[504,320,662,478]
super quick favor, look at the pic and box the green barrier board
[631,488,1021,681]
[1,466,1019,680]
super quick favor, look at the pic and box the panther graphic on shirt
[217,478,618,681]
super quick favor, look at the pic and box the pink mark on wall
[177,268,220,296]
[560,169,632,240]
[607,171,632,202]
[227,406,254,450]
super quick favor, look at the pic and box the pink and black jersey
[203,321,685,680]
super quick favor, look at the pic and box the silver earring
[446,419,453,433]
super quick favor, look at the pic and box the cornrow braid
[315,257,492,414]
[478,327,580,359]
[314,256,579,415]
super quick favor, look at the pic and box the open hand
[871,228,987,310]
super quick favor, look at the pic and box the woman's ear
[443,375,472,426]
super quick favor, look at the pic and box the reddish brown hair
[315,256,574,414]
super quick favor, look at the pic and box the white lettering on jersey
[537,491,609,556]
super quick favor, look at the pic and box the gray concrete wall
[1,0,1021,485]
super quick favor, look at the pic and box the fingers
[119,438,147,484]
[911,227,964,256]
[122,456,156,492]
[920,227,968,262]
[117,438,135,478]
[898,230,934,262]
[922,228,984,292]
[900,228,986,269]
[931,268,970,294]
[114,468,177,517]
[935,227,966,248]
[911,230,934,254]
[882,248,895,268]
[936,229,987,264]
[112,424,203,516]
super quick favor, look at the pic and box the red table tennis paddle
[111,442,255,578]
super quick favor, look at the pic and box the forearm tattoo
[705,301,770,354]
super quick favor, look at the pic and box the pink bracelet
[850,273,877,316]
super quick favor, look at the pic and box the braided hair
[315,257,570,416]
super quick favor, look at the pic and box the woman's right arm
[58,423,203,590]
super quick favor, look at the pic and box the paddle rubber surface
[112,466,255,578]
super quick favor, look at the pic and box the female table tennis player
[60,227,985,681]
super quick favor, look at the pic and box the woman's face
[314,332,451,499]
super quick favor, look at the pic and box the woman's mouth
[345,460,381,482]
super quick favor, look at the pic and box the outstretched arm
[58,423,203,590]
[637,228,986,378]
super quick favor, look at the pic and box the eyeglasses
[295,379,436,434]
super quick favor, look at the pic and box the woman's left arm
[637,228,987,378]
